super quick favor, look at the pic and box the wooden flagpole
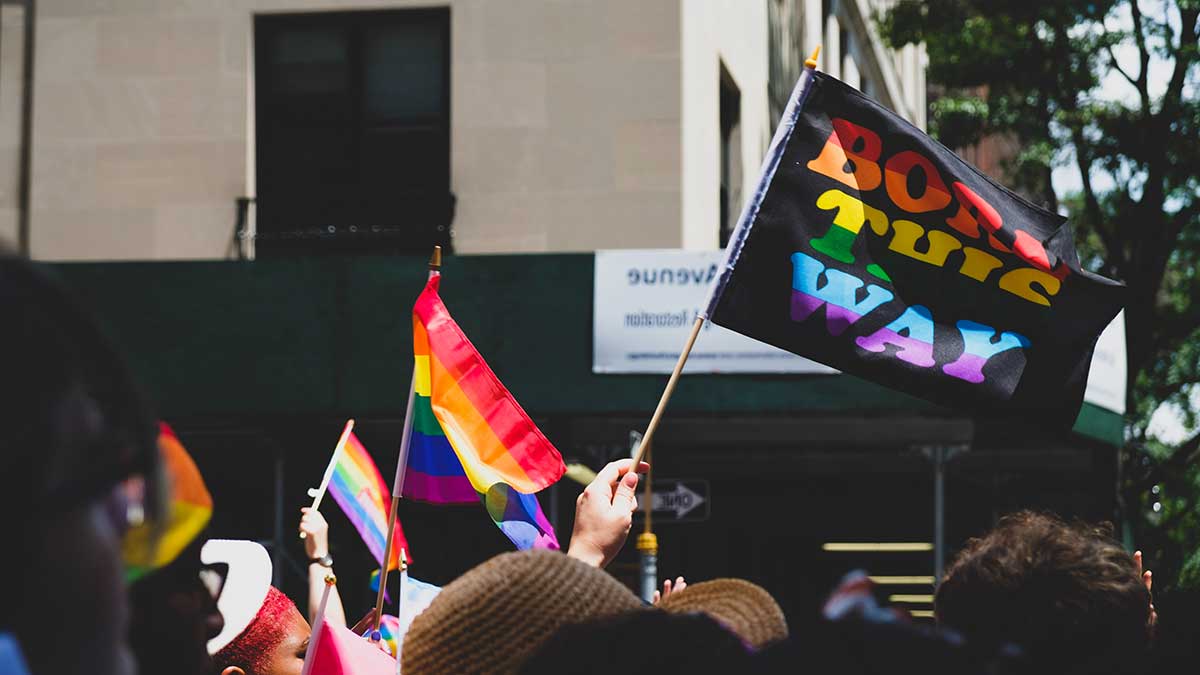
[300,419,355,540]
[629,318,702,469]
[630,46,821,471]
[372,246,441,631]
[371,497,400,631]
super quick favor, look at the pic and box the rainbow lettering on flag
[328,431,410,568]
[706,70,1125,426]
[402,272,565,550]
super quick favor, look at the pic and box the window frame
[252,8,453,256]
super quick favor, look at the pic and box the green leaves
[880,0,1200,588]
[929,95,989,147]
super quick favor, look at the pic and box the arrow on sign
[652,482,706,518]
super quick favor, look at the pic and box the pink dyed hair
[211,586,298,674]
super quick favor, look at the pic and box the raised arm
[300,507,347,627]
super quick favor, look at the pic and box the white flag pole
[375,246,441,633]
[300,419,355,540]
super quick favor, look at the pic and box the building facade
[1,0,925,260]
[9,1,1068,629]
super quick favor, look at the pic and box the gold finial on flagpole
[429,245,442,270]
[805,45,821,70]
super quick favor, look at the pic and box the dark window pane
[271,29,350,95]
[254,9,452,256]
[365,24,446,123]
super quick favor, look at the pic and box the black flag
[706,70,1125,427]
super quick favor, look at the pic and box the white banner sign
[1083,311,1126,414]
[594,251,1126,411]
[593,250,836,374]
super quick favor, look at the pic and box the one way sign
[634,478,710,522]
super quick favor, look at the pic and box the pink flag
[309,621,396,675]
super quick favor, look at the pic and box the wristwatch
[309,553,334,568]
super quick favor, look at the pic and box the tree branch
[1164,7,1199,115]
[1069,124,1127,270]
[1165,198,1200,256]
[1130,430,1200,492]
[1129,4,1193,285]
[1130,0,1153,99]
[1106,44,1142,90]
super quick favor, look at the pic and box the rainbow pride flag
[328,431,410,569]
[402,272,564,550]
[123,423,212,581]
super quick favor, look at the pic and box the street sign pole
[630,430,658,603]
[919,444,967,583]
[934,445,946,582]
[636,532,658,603]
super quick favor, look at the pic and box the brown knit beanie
[659,578,788,649]
[402,550,646,674]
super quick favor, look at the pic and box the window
[254,9,452,256]
[719,63,742,248]
[767,0,802,124]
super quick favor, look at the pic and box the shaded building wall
[18,0,684,260]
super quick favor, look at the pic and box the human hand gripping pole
[300,507,330,559]
[567,458,650,568]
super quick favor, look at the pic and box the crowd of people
[2,248,1194,674]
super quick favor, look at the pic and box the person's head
[206,540,310,675]
[211,587,310,675]
[934,511,1151,674]
[128,424,222,675]
[0,253,160,675]
[402,550,646,674]
[129,537,226,675]
[521,610,752,674]
[659,578,789,649]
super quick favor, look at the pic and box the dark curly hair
[935,511,1151,675]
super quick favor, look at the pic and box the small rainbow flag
[327,430,410,569]
[123,423,213,581]
[402,272,564,550]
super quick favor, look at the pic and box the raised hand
[566,459,650,568]
[300,507,330,559]
[653,576,687,604]
[1134,550,1157,627]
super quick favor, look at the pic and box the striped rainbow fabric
[122,423,213,581]
[403,272,564,550]
[328,431,410,568]
[405,391,476,504]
